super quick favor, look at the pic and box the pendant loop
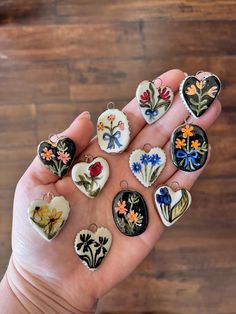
[120,180,129,190]
[170,181,181,192]
[88,223,98,233]
[107,101,116,110]
[42,191,55,201]
[143,143,152,153]
[152,77,163,89]
[184,115,194,125]
[83,154,94,163]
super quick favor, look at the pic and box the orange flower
[118,121,124,130]
[57,151,71,164]
[108,114,115,122]
[185,84,197,96]
[191,140,201,150]
[181,124,194,138]
[115,200,127,215]
[196,80,206,90]
[208,86,218,98]
[41,147,55,161]
[97,122,104,131]
[175,138,186,149]
[127,210,138,223]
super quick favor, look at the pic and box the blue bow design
[103,131,122,149]
[176,150,200,168]
[145,108,158,120]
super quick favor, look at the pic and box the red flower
[158,87,170,100]
[89,162,103,177]
[140,90,150,103]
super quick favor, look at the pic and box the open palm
[11,69,221,312]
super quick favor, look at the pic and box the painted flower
[32,205,49,226]
[115,200,128,215]
[140,90,151,103]
[127,210,138,223]
[185,84,197,96]
[157,187,171,206]
[181,124,194,138]
[118,121,124,130]
[149,154,161,165]
[191,139,201,150]
[89,162,103,177]
[140,153,150,165]
[41,147,55,161]
[94,236,109,255]
[97,122,104,131]
[77,233,94,252]
[108,114,115,122]
[158,87,170,100]
[131,162,142,173]
[175,138,186,149]
[57,151,71,164]
[208,86,218,98]
[196,80,206,90]
[43,208,64,238]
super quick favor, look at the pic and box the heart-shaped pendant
[28,193,70,241]
[129,146,166,187]
[71,157,109,198]
[74,226,112,271]
[136,80,174,124]
[154,185,191,227]
[37,136,76,177]
[179,73,221,118]
[171,123,208,172]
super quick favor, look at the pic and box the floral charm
[154,185,192,227]
[179,73,221,118]
[74,227,112,271]
[112,190,148,236]
[171,123,208,172]
[136,80,174,124]
[28,195,70,240]
[129,147,166,187]
[71,157,109,198]
[97,108,130,153]
[37,136,76,177]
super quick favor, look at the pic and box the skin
[0,69,221,313]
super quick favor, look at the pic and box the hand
[0,69,221,313]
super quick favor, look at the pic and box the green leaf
[139,103,151,108]
[170,189,190,222]
[149,82,155,96]
[89,187,100,197]
[150,166,160,183]
[78,174,85,181]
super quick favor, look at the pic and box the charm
[37,135,76,177]
[154,183,192,227]
[97,102,130,154]
[179,71,221,118]
[74,225,112,271]
[71,155,110,198]
[136,79,174,124]
[171,123,208,172]
[112,182,148,236]
[28,192,70,241]
[129,144,166,187]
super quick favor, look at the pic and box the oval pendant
[97,108,130,154]
[171,123,208,172]
[112,189,148,236]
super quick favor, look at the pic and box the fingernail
[79,111,91,120]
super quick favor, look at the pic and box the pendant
[179,71,221,118]
[129,145,166,187]
[112,184,148,236]
[37,135,76,177]
[71,156,110,198]
[171,123,208,172]
[154,184,192,227]
[74,225,112,271]
[136,79,174,124]
[28,192,70,241]
[97,103,130,154]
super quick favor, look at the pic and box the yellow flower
[196,80,206,90]
[127,210,138,223]
[97,122,104,131]
[43,208,64,238]
[185,85,197,96]
[191,140,201,150]
[175,138,186,149]
[208,86,218,98]
[181,124,194,138]
[32,204,50,227]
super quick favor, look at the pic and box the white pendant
[72,157,109,198]
[129,147,166,187]
[154,185,192,227]
[74,227,112,271]
[28,195,70,241]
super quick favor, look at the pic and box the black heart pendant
[180,74,221,118]
[37,137,76,177]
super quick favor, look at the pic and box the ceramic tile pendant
[71,156,110,198]
[179,71,221,118]
[171,123,208,172]
[129,145,166,187]
[136,79,174,124]
[112,183,148,236]
[28,192,70,241]
[97,102,130,154]
[37,135,76,177]
[154,184,192,227]
[74,225,112,271]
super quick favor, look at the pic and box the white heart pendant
[136,80,174,124]
[28,194,70,241]
[154,185,192,227]
[129,147,166,187]
[72,157,109,198]
[74,227,112,271]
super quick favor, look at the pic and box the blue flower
[149,154,161,165]
[140,154,150,165]
[131,162,142,173]
[156,188,171,206]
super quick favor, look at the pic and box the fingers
[24,112,94,185]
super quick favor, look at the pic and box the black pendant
[37,137,76,177]
[112,189,148,236]
[180,74,221,118]
[171,123,208,172]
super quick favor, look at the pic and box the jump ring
[120,180,129,190]
[107,101,116,110]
